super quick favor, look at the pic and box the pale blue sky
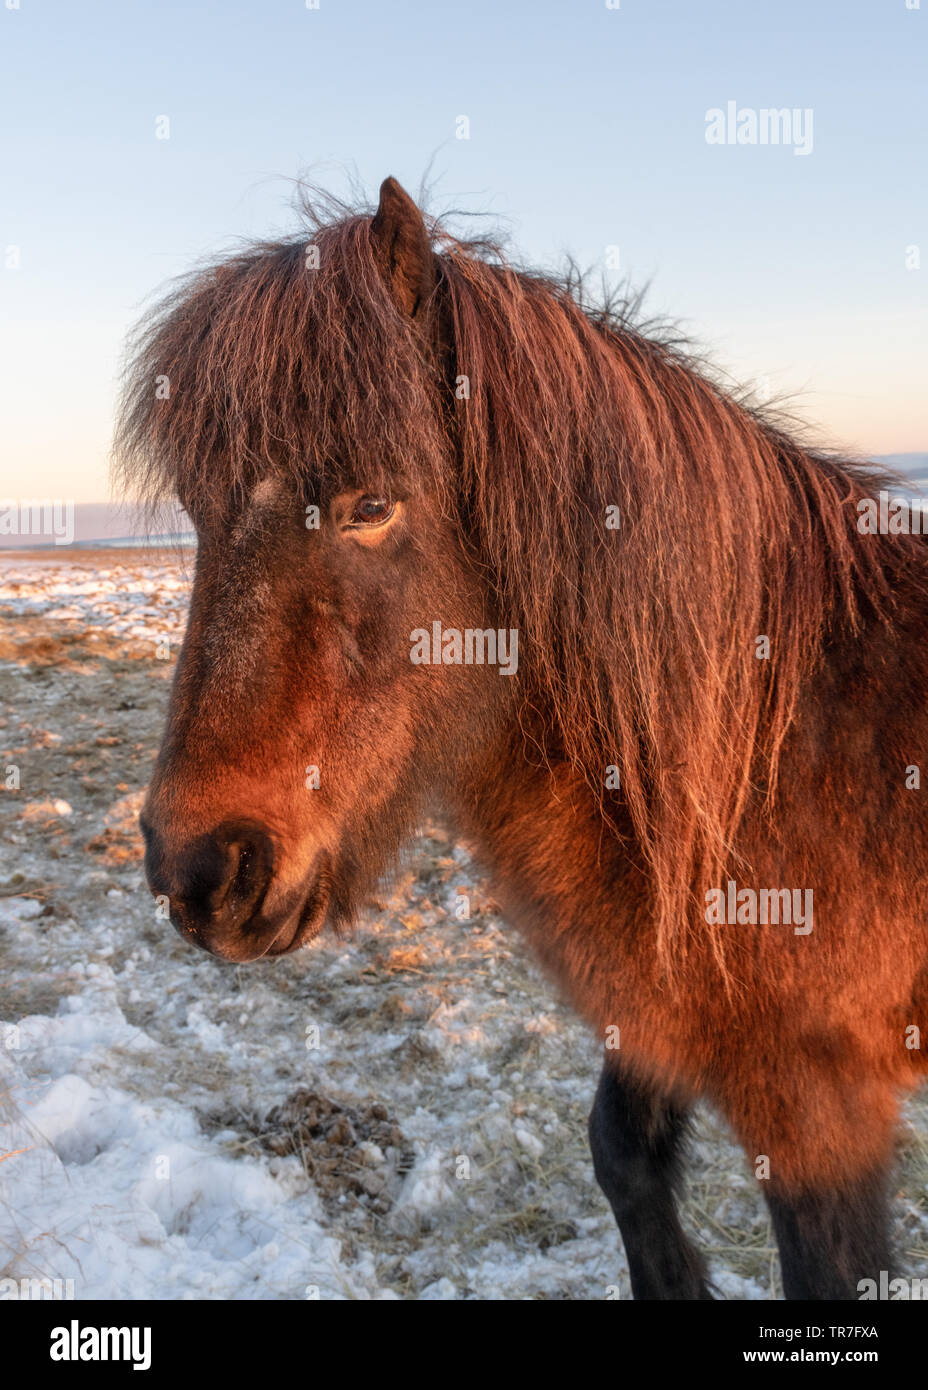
[1,0,924,501]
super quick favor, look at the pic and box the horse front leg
[727,1068,899,1300]
[764,1171,892,1300]
[588,1061,713,1299]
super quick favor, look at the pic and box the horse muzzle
[140,814,330,961]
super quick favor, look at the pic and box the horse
[114,176,928,1300]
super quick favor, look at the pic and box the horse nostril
[221,834,273,917]
[144,820,276,939]
[194,823,275,926]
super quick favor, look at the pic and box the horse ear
[370,177,436,317]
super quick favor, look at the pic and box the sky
[1,0,925,504]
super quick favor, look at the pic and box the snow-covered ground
[1,552,926,1300]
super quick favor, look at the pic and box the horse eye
[350,496,394,526]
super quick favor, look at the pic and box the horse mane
[113,190,928,966]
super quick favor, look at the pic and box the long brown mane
[114,192,928,966]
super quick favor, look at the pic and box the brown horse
[115,177,928,1300]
